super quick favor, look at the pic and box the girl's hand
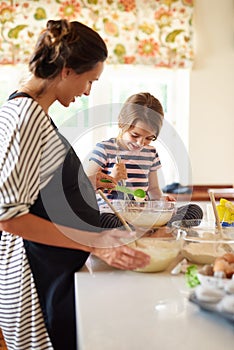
[163,194,176,202]
[110,163,127,182]
[95,172,117,190]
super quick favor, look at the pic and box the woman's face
[56,61,104,107]
[120,120,156,151]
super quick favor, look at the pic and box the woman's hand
[92,244,150,270]
[91,228,150,270]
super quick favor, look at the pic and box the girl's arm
[0,213,150,270]
[147,171,163,200]
[148,171,176,201]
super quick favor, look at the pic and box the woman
[0,19,149,350]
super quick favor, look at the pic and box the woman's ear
[61,67,71,79]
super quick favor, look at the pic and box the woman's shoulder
[1,97,52,136]
[2,96,43,121]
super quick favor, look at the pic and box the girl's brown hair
[118,92,164,139]
[29,19,108,79]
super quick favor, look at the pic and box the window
[70,65,191,186]
[0,64,191,186]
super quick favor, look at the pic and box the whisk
[115,154,129,200]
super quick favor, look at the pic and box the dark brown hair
[29,19,108,79]
[118,92,164,139]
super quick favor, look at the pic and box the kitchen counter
[74,256,234,350]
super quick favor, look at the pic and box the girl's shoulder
[144,144,156,150]
[142,144,157,154]
[96,138,117,148]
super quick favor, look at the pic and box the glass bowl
[113,200,175,229]
[172,219,234,265]
[127,236,181,273]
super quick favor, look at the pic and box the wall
[189,0,234,185]
[1,0,233,186]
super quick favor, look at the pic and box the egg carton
[189,292,234,324]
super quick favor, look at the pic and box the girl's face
[56,61,104,107]
[120,120,156,151]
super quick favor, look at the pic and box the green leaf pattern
[8,25,28,39]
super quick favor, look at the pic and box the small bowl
[113,200,175,229]
[128,236,181,273]
[172,219,234,265]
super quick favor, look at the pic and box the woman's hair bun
[29,18,107,80]
[46,19,70,44]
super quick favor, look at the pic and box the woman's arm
[0,213,150,270]
[0,213,94,250]
[86,160,102,188]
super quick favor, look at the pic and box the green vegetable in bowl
[185,265,201,288]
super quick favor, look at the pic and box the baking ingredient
[198,264,214,276]
[182,242,220,265]
[213,253,234,278]
[185,265,200,288]
[128,238,180,272]
[181,233,234,265]
[121,209,173,228]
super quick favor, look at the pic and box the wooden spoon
[97,189,132,232]
[209,190,223,235]
[208,191,234,252]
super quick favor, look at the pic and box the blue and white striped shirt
[90,137,161,191]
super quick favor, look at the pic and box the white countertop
[74,256,234,350]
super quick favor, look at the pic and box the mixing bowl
[172,219,234,265]
[113,200,175,229]
[128,236,181,272]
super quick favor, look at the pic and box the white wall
[190,0,234,185]
[1,1,233,186]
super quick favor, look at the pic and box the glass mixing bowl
[172,219,234,265]
[113,200,175,229]
[127,236,181,272]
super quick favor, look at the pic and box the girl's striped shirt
[89,137,161,203]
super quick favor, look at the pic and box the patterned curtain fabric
[0,0,194,68]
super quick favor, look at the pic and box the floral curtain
[0,0,194,68]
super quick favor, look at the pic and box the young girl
[87,92,203,227]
